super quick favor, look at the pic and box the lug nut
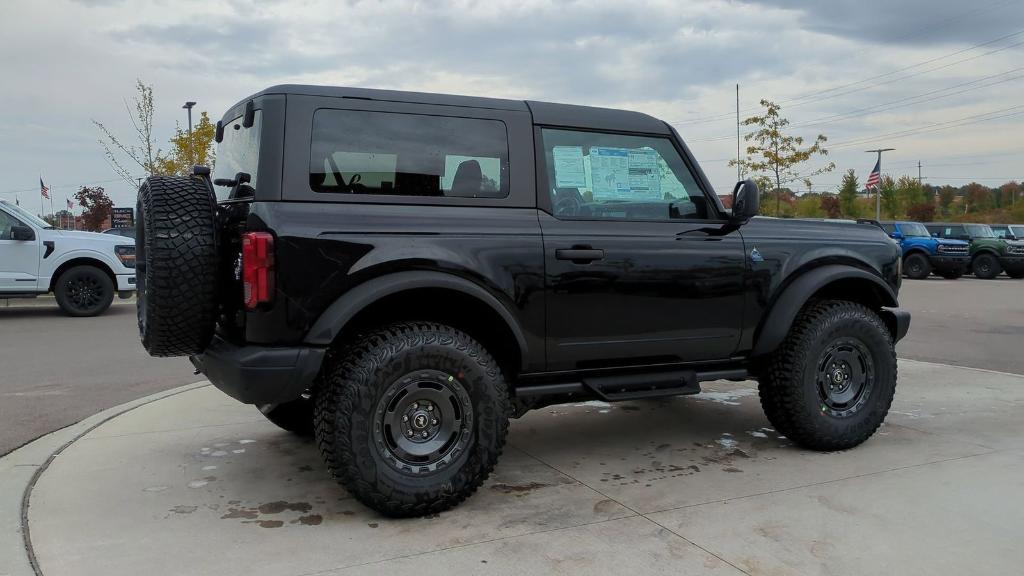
[421,431,429,438]
[405,430,413,437]
[411,402,418,410]
[402,415,408,422]
[426,405,434,412]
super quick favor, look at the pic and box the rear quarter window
[309,109,509,199]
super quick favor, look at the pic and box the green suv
[925,223,1024,279]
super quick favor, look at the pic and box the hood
[51,229,134,245]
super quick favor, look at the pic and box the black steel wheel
[759,300,897,451]
[54,265,114,317]
[314,321,510,517]
[902,253,931,280]
[972,253,1002,279]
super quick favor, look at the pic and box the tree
[838,169,859,218]
[1000,181,1020,208]
[820,195,842,219]
[937,186,957,218]
[74,186,113,231]
[156,111,218,176]
[963,182,991,213]
[93,79,170,186]
[730,99,835,216]
[896,175,926,214]
[878,175,898,219]
[906,203,935,222]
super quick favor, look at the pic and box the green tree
[93,79,171,186]
[963,182,991,213]
[999,181,1020,208]
[838,169,859,218]
[878,175,898,219]
[74,186,113,231]
[896,175,925,214]
[937,186,957,218]
[730,99,835,217]
[157,111,217,176]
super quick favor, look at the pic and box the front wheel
[314,322,511,517]
[972,253,1002,279]
[758,300,896,451]
[903,253,931,280]
[54,265,114,317]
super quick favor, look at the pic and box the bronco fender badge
[750,247,764,262]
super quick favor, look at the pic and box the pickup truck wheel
[314,322,510,517]
[902,253,931,280]
[54,265,114,317]
[136,176,219,356]
[758,300,896,451]
[971,253,1002,279]
[259,397,314,436]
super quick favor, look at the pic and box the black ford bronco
[136,85,910,517]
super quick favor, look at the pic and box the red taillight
[241,232,274,310]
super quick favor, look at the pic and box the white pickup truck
[0,199,136,316]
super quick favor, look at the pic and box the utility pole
[865,148,895,221]
[183,101,197,166]
[736,84,741,182]
[918,161,923,186]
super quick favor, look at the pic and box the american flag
[40,178,50,199]
[66,197,74,210]
[865,158,881,190]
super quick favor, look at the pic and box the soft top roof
[244,84,671,135]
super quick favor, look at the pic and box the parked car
[102,227,137,240]
[134,84,910,517]
[924,223,1024,279]
[879,221,970,279]
[0,199,135,315]
[990,224,1024,241]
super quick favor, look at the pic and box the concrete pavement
[3,359,1023,576]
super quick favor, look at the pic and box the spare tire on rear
[136,176,219,357]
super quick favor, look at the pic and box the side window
[882,223,897,234]
[309,109,509,199]
[540,128,714,221]
[947,225,965,238]
[0,209,23,240]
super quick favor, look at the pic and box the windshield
[900,223,929,237]
[965,224,995,238]
[212,110,262,202]
[0,199,53,229]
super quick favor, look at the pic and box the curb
[0,381,210,576]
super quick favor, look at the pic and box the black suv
[135,85,910,517]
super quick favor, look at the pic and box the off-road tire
[758,300,897,451]
[136,176,218,356]
[259,397,314,436]
[971,253,1002,279]
[54,265,115,317]
[903,253,931,280]
[938,269,963,280]
[314,322,511,517]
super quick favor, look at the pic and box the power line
[830,104,1024,149]
[0,178,124,196]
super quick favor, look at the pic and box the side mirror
[10,225,34,241]
[890,231,904,240]
[730,178,760,224]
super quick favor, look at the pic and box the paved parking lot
[2,276,1023,575]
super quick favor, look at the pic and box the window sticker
[552,146,586,188]
[590,147,631,200]
[627,148,662,200]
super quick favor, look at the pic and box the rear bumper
[880,308,911,343]
[930,256,968,272]
[190,336,326,405]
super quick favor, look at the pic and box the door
[536,128,746,371]
[0,207,40,291]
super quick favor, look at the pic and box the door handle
[556,247,604,263]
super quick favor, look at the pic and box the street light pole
[183,101,197,166]
[866,148,895,220]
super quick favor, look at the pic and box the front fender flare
[751,265,898,357]
[303,270,529,359]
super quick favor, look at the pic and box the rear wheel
[902,253,931,280]
[136,176,219,356]
[314,322,510,517]
[54,265,114,317]
[971,253,1002,279]
[759,300,896,451]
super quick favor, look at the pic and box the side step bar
[516,368,749,402]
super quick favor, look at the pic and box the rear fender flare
[751,265,898,357]
[304,270,529,360]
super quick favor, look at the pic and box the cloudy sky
[1,0,1022,210]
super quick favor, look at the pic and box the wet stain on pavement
[258,501,313,514]
[489,482,551,495]
[169,505,197,514]
[221,507,259,520]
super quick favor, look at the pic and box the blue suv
[881,221,970,279]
